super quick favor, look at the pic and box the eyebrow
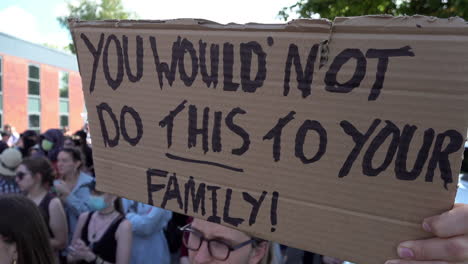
[211,236,237,246]
[189,226,238,246]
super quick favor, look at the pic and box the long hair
[21,156,56,187]
[0,194,55,264]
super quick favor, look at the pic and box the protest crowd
[0,123,467,264]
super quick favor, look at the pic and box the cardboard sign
[69,16,468,263]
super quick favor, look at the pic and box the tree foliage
[279,0,468,21]
[57,0,136,53]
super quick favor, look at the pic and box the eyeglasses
[179,224,256,261]
[15,171,26,180]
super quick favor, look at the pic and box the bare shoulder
[116,218,132,237]
[77,211,91,223]
[118,218,132,231]
[49,197,64,210]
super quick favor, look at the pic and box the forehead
[58,151,72,159]
[16,164,30,172]
[191,219,250,241]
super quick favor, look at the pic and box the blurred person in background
[122,199,172,264]
[0,131,10,154]
[0,194,55,264]
[16,156,68,263]
[0,148,23,194]
[3,125,19,147]
[67,182,132,264]
[63,136,75,149]
[54,148,93,245]
[39,129,65,168]
[17,130,39,158]
[73,130,94,176]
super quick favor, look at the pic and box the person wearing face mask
[54,148,94,247]
[67,182,132,264]
[15,156,68,264]
[38,129,65,171]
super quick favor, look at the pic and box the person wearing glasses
[179,218,281,264]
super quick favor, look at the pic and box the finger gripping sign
[69,16,468,263]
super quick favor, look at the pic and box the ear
[34,172,43,182]
[74,160,82,170]
[248,241,269,264]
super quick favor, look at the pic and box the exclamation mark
[270,191,279,232]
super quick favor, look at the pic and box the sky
[0,0,299,52]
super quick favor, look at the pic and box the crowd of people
[0,123,467,264]
[0,125,173,264]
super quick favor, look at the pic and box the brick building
[0,32,85,134]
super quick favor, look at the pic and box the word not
[146,168,279,231]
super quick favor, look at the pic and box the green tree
[279,0,468,21]
[398,0,468,19]
[57,0,136,53]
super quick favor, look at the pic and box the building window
[0,56,3,128]
[28,65,40,132]
[59,71,69,129]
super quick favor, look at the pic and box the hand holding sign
[386,204,468,264]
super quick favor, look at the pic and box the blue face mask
[86,195,108,211]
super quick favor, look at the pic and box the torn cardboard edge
[68,15,468,33]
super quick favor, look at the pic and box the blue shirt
[64,171,94,243]
[122,199,172,264]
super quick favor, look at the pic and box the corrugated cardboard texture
[70,16,468,263]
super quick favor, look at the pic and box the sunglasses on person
[15,171,26,181]
[179,224,257,261]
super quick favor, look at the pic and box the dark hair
[21,157,56,187]
[74,130,87,144]
[59,147,82,161]
[0,194,55,264]
[114,197,124,214]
